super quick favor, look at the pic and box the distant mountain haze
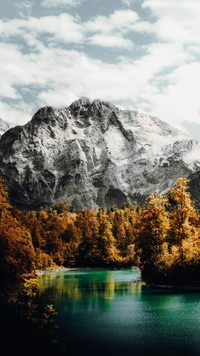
[0,97,200,210]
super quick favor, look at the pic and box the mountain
[0,97,200,211]
[0,118,12,137]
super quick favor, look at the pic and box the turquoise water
[38,269,200,356]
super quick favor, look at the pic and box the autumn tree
[136,191,169,283]
[41,208,66,265]
[167,178,199,261]
[111,208,136,264]
[112,210,127,257]
[0,174,35,285]
[75,209,99,266]
[62,220,81,266]
[163,178,200,284]
[97,208,121,266]
[122,203,141,265]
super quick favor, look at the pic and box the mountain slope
[0,97,199,210]
[0,118,12,137]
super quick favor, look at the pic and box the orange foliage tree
[0,174,35,284]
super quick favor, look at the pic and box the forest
[0,174,200,290]
[1,174,200,354]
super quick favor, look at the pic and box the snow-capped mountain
[0,118,12,137]
[0,97,199,210]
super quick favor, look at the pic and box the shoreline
[35,269,200,292]
[146,283,200,292]
[35,266,73,276]
[35,265,140,276]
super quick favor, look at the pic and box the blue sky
[0,0,200,139]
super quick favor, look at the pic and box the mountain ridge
[0,97,200,211]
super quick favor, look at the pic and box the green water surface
[38,269,200,356]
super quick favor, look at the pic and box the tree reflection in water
[38,269,142,311]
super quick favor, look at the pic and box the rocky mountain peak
[69,96,92,110]
[0,97,199,211]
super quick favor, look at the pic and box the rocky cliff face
[0,97,200,210]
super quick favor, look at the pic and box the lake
[38,269,200,356]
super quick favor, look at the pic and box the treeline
[11,196,138,269]
[136,178,200,286]
[0,175,200,287]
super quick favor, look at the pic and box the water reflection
[38,269,200,356]
[38,269,142,311]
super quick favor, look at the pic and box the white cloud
[85,10,139,33]
[0,43,35,99]
[121,0,133,7]
[38,91,78,107]
[88,34,134,50]
[0,83,20,100]
[1,1,200,140]
[0,38,192,126]
[147,62,200,127]
[0,14,84,44]
[41,0,83,8]
[142,0,200,45]
[130,20,153,33]
[0,10,139,49]
[0,100,34,125]
[14,0,34,16]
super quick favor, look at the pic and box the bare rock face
[0,97,200,210]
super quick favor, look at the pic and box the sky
[1,0,200,139]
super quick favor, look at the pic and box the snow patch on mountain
[0,118,12,137]
[0,97,199,210]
